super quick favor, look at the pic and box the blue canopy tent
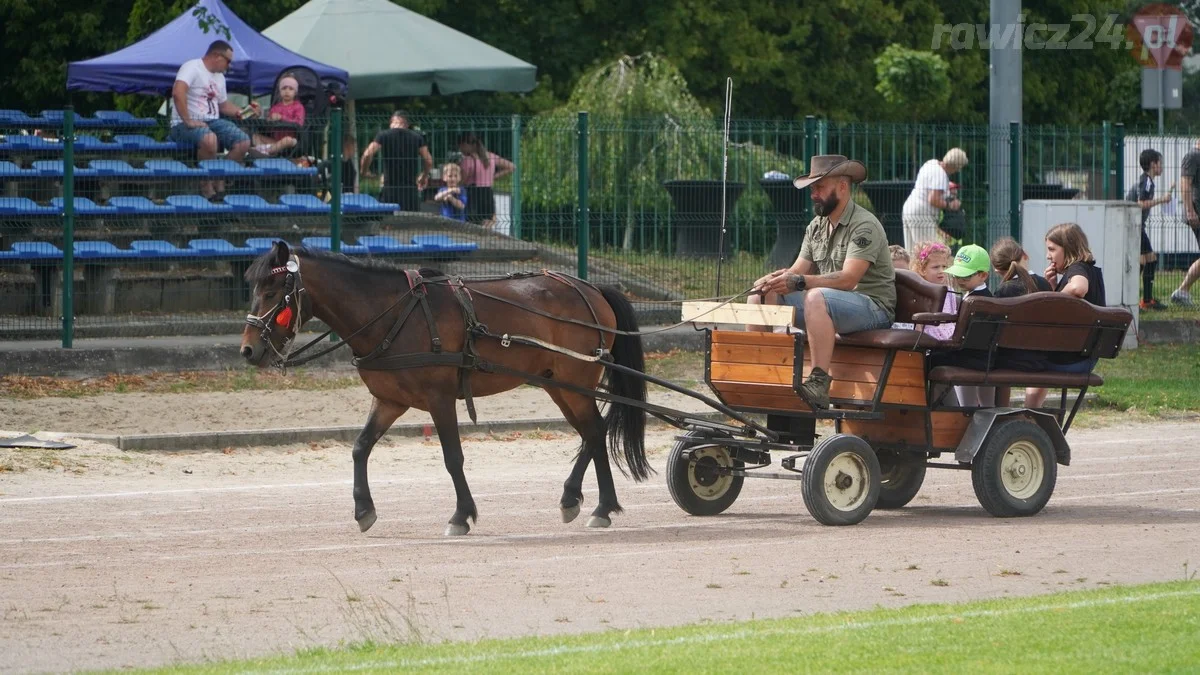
[66,0,349,96]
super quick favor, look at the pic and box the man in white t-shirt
[167,40,251,199]
[901,147,967,249]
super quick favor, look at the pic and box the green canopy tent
[262,0,537,100]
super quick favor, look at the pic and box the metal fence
[1,109,1196,344]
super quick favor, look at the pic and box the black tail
[598,285,651,482]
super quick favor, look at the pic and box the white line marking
[255,588,1200,673]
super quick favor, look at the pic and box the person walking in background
[458,133,514,228]
[1174,139,1200,306]
[1128,148,1172,310]
[167,40,251,201]
[901,148,968,249]
[360,111,433,212]
[434,163,468,222]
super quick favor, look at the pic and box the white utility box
[1021,200,1140,349]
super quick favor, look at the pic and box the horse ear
[272,240,290,266]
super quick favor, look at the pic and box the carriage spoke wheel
[667,431,744,516]
[875,450,927,510]
[801,434,880,526]
[971,418,1057,518]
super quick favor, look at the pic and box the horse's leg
[430,396,477,536]
[353,397,407,533]
[548,390,621,528]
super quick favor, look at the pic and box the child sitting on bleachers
[434,163,467,222]
[251,75,305,158]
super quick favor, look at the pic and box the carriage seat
[923,292,1132,389]
[836,270,948,351]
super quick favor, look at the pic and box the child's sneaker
[1171,289,1194,306]
[1140,298,1167,310]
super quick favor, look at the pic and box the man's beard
[812,193,842,217]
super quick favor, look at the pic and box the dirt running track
[2,421,1199,673]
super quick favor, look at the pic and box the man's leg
[209,119,250,195]
[196,132,218,197]
[803,290,835,372]
[792,289,889,410]
[1173,257,1200,306]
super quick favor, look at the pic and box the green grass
[118,581,1200,673]
[1094,343,1200,413]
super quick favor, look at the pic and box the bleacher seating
[302,236,370,255]
[113,135,181,152]
[89,159,151,177]
[108,196,174,214]
[279,193,330,213]
[0,197,56,216]
[253,158,316,176]
[199,159,262,177]
[342,193,399,213]
[145,159,203,176]
[50,197,117,216]
[165,195,235,213]
[223,195,289,213]
[0,109,156,129]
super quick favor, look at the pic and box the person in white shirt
[167,40,251,200]
[901,148,968,249]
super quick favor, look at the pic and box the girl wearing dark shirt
[990,237,1052,298]
[1025,223,1107,408]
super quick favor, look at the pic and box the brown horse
[239,241,650,535]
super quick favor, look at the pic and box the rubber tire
[971,418,1057,518]
[666,431,744,516]
[875,450,927,510]
[801,434,881,526]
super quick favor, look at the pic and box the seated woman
[1023,223,1107,408]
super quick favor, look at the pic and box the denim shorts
[781,288,892,334]
[169,118,249,150]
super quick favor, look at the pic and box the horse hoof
[561,503,581,523]
[357,510,377,533]
[445,522,470,536]
[586,515,611,529]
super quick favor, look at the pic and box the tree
[874,44,952,122]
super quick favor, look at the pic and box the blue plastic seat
[222,194,289,213]
[302,237,370,255]
[130,240,188,257]
[0,109,37,125]
[12,241,63,260]
[356,235,422,254]
[74,241,137,259]
[88,159,150,177]
[0,197,56,216]
[145,159,201,175]
[73,134,121,151]
[165,195,235,213]
[244,237,285,253]
[0,161,32,177]
[114,135,179,152]
[31,160,97,177]
[342,193,399,214]
[198,159,260,177]
[279,194,330,213]
[187,239,255,258]
[412,234,479,253]
[93,111,156,128]
[2,136,61,150]
[108,196,176,214]
[50,197,118,215]
[253,158,316,176]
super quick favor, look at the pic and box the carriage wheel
[666,431,744,516]
[801,434,880,526]
[971,418,1057,518]
[875,450,927,510]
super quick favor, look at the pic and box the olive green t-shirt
[797,200,896,318]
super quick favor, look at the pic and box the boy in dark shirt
[1127,149,1172,309]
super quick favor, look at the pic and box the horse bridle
[245,254,307,364]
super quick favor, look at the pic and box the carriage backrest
[951,292,1133,360]
[894,269,948,323]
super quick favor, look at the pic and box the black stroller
[261,66,349,197]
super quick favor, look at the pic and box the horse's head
[240,241,311,367]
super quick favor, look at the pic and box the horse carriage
[239,242,1133,534]
[670,270,1134,525]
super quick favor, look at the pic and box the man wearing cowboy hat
[750,155,896,409]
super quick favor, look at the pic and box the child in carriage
[250,74,305,157]
[907,241,958,340]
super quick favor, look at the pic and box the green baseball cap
[945,244,991,278]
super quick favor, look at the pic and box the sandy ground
[0,417,1198,673]
[0,385,714,436]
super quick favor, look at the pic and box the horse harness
[246,258,614,424]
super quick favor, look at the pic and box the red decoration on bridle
[275,306,294,327]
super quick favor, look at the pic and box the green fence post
[1009,121,1021,240]
[330,108,343,253]
[62,105,75,348]
[1102,121,1111,199]
[804,115,816,221]
[576,111,589,280]
[511,114,522,239]
[1114,123,1126,200]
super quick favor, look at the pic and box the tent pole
[346,99,358,191]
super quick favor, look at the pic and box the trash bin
[662,180,747,257]
[860,180,913,246]
[759,178,809,269]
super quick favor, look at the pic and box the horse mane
[244,245,445,285]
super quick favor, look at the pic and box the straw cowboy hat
[792,154,868,190]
